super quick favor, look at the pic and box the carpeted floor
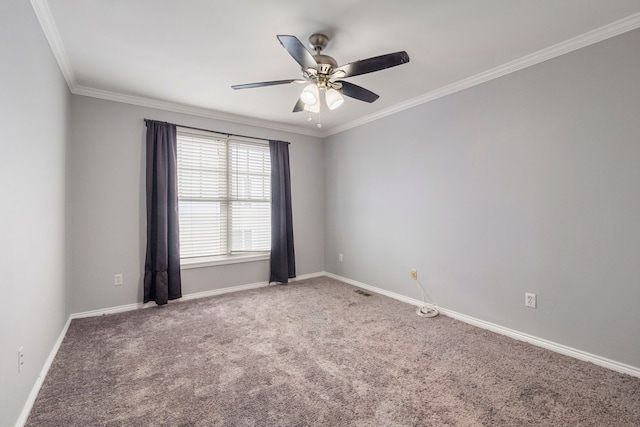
[26,276,640,426]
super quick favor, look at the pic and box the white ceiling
[34,1,640,137]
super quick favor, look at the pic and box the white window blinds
[176,129,271,260]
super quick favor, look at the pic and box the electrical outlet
[18,346,24,373]
[410,269,418,280]
[525,292,537,308]
[338,253,343,262]
[114,274,123,286]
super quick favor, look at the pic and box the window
[176,128,271,266]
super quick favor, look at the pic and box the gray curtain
[269,140,296,283]
[143,120,182,305]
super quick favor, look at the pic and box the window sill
[180,253,270,270]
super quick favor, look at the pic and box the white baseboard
[69,281,272,320]
[179,271,325,302]
[324,272,640,379]
[70,271,326,319]
[15,316,72,427]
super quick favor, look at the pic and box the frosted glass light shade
[303,102,320,113]
[300,84,319,105]
[325,88,344,110]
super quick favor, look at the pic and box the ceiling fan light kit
[304,102,320,114]
[325,88,344,110]
[232,33,410,125]
[301,83,319,105]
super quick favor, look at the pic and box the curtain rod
[144,119,289,144]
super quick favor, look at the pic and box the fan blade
[332,51,409,78]
[336,81,379,103]
[231,79,302,90]
[277,35,317,70]
[293,98,305,112]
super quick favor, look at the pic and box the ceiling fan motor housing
[313,54,337,74]
[309,34,337,75]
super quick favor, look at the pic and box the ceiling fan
[231,33,410,123]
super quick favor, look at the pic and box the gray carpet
[26,276,640,426]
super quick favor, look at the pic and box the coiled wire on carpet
[415,277,439,318]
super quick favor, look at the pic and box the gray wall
[0,2,71,426]
[69,96,325,313]
[324,28,640,367]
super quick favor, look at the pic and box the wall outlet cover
[525,292,537,308]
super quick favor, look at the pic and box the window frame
[176,127,271,269]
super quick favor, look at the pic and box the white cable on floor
[415,277,439,318]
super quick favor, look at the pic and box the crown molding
[30,0,321,138]
[31,0,640,139]
[30,0,77,92]
[322,11,640,137]
[72,85,323,137]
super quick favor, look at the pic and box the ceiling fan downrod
[308,33,338,77]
